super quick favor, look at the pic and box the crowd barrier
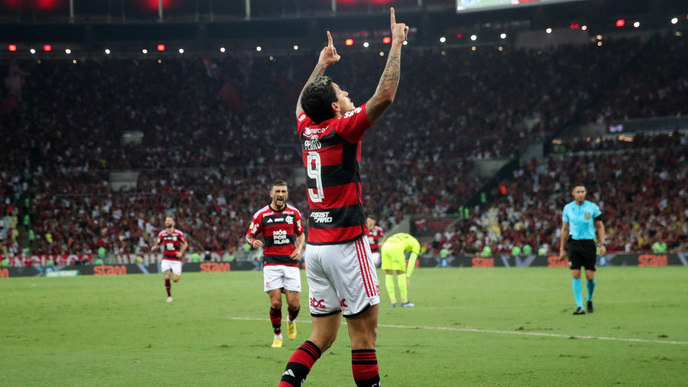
[419,253,687,268]
[0,260,257,278]
[0,253,684,278]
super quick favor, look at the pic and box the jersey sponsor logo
[304,138,322,150]
[273,229,290,245]
[343,107,362,118]
[304,126,328,136]
[310,297,326,309]
[266,218,274,223]
[249,221,259,234]
[311,211,333,224]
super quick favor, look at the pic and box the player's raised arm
[365,7,409,123]
[295,31,341,118]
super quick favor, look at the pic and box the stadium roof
[0,0,685,58]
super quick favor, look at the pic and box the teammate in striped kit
[151,216,188,303]
[279,7,409,387]
[366,215,385,268]
[246,180,305,348]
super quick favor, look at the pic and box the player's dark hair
[301,76,337,124]
[366,214,377,221]
[272,179,288,189]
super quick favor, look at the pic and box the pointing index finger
[390,7,396,27]
[327,30,333,47]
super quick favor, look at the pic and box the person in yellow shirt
[380,233,420,307]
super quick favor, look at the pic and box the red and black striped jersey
[247,204,304,266]
[366,226,385,253]
[297,104,372,245]
[156,229,186,261]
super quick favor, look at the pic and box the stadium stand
[1,28,687,261]
[463,132,688,256]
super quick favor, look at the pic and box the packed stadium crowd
[440,131,688,256]
[582,32,688,125]
[1,30,687,260]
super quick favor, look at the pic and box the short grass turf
[1,266,686,386]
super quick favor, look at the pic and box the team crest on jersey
[285,215,294,224]
[585,212,591,220]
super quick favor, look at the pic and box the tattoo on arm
[379,54,400,95]
[366,49,402,122]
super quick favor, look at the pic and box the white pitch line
[229,317,688,346]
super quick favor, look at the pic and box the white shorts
[371,252,381,267]
[263,265,302,293]
[306,237,380,318]
[161,259,183,276]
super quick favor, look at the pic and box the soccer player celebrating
[151,216,188,303]
[380,232,420,307]
[366,215,385,267]
[559,184,606,315]
[246,180,305,348]
[278,8,408,387]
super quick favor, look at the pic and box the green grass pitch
[1,266,687,386]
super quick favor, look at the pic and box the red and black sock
[288,305,300,322]
[165,279,171,296]
[270,307,282,335]
[279,340,321,387]
[352,349,380,387]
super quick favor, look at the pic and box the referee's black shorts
[565,238,597,271]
